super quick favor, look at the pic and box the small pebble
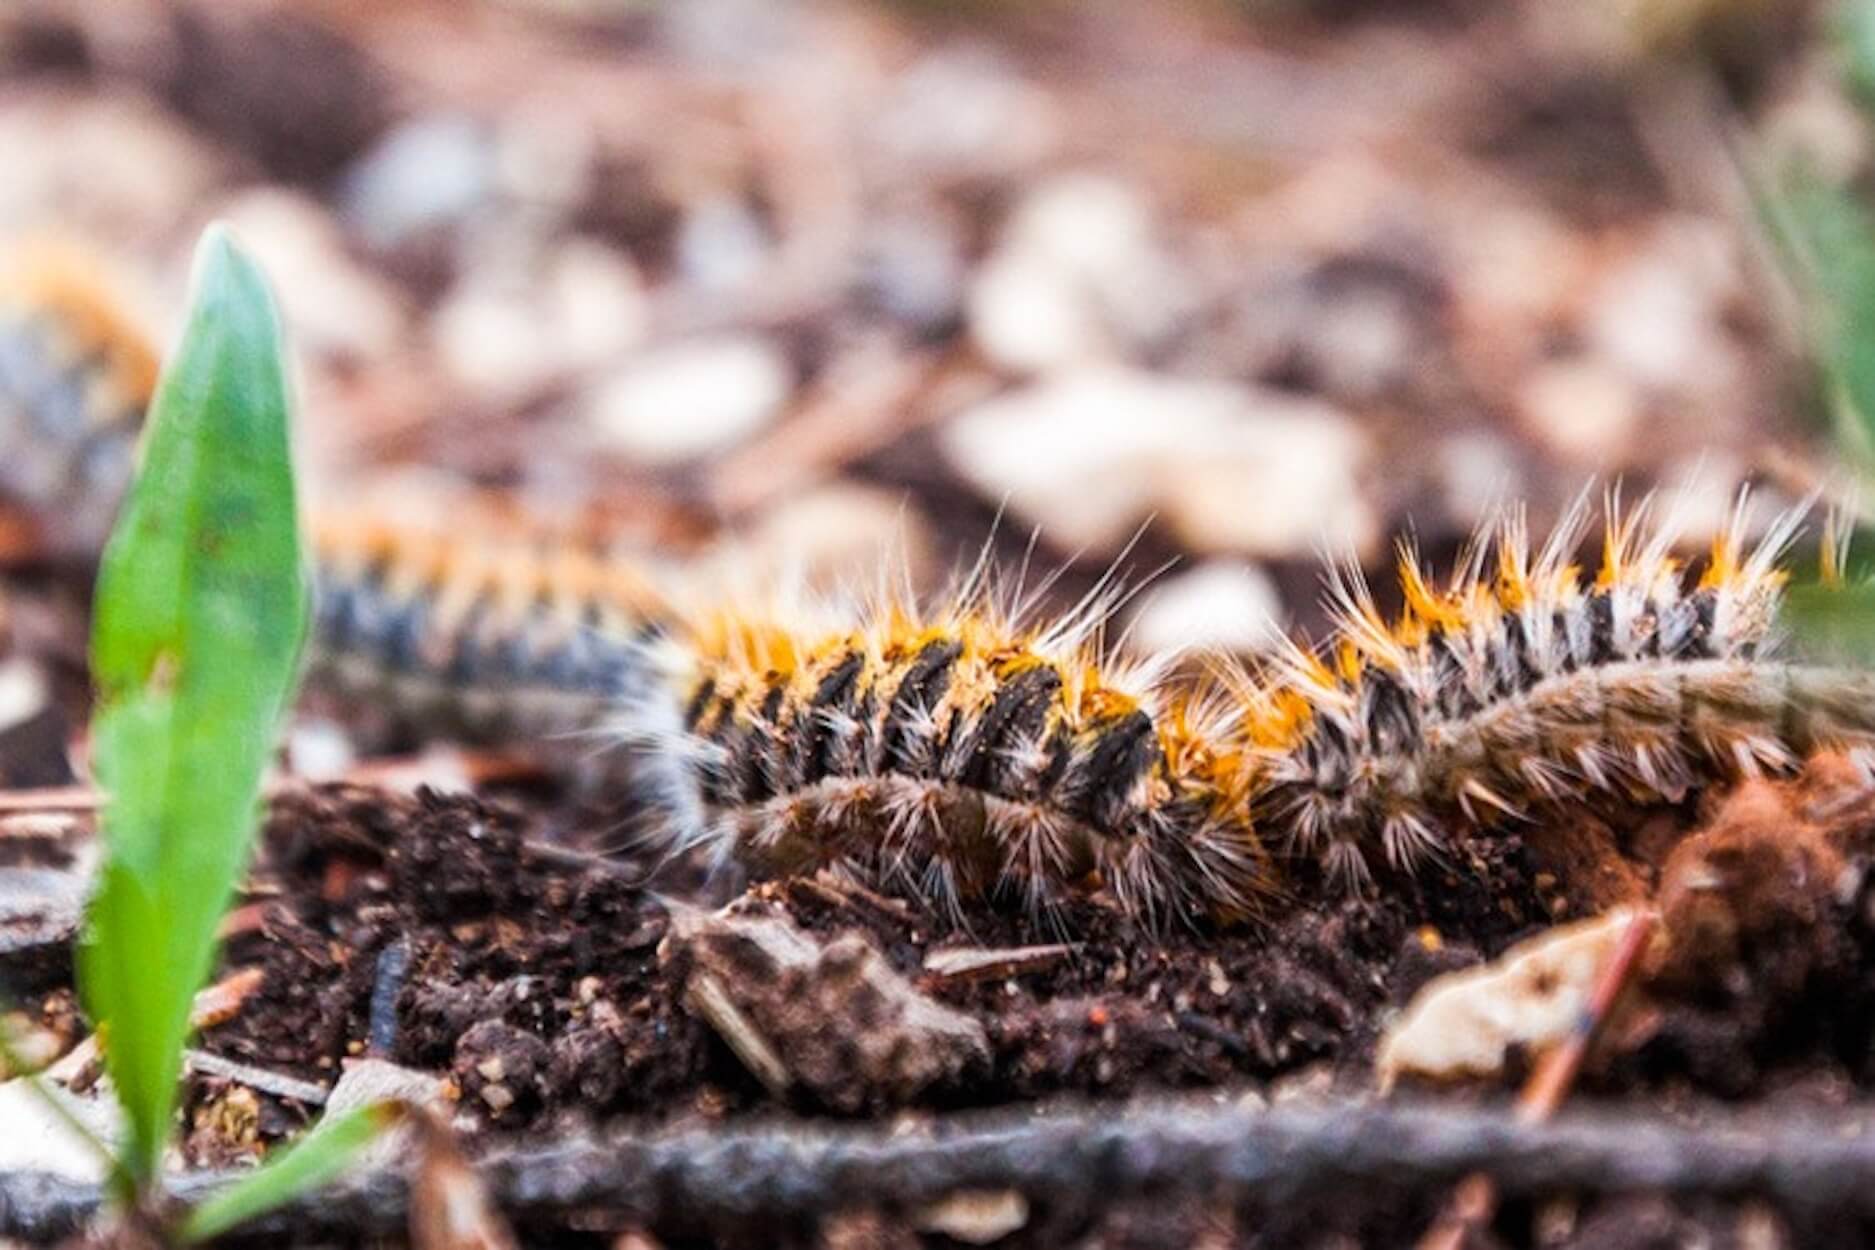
[1128,561,1283,656]
[969,173,1188,374]
[912,1189,1031,1245]
[1584,216,1741,392]
[583,334,791,466]
[1514,357,1642,469]
[340,114,495,252]
[943,368,1373,557]
[434,236,648,402]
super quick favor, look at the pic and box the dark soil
[191,783,1556,1133]
[12,753,1805,1246]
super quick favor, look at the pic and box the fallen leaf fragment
[1377,906,1655,1092]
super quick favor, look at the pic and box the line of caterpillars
[7,237,1875,930]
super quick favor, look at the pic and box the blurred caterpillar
[8,235,1875,929]
[0,238,669,747]
[0,240,159,554]
[309,513,669,743]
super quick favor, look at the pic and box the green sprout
[1753,0,1875,654]
[74,224,391,1239]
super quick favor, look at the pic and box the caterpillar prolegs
[7,236,1875,929]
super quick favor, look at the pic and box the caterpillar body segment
[1239,494,1875,889]
[627,597,1272,927]
[307,516,672,744]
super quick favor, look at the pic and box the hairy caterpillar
[10,236,1875,931]
[607,493,1875,926]
[621,568,1270,926]
[1233,493,1875,890]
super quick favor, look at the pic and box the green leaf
[1838,0,1875,110]
[176,1102,401,1245]
[1761,166,1875,463]
[1786,580,1875,662]
[79,224,310,1185]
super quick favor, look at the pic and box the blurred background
[0,0,1865,655]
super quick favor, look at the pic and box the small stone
[1450,205,1591,347]
[1435,430,1527,534]
[674,195,771,297]
[1514,357,1642,468]
[698,483,935,595]
[1234,258,1427,402]
[493,97,595,213]
[969,173,1189,374]
[1757,58,1870,186]
[868,48,1056,181]
[0,657,48,733]
[1584,216,1742,392]
[967,249,1107,373]
[1376,907,1648,1091]
[912,1189,1031,1244]
[942,368,1373,558]
[859,210,966,334]
[940,369,1172,551]
[583,335,791,466]
[1159,408,1375,558]
[339,114,494,252]
[286,718,357,782]
[434,236,648,403]
[0,90,231,244]
[0,1011,66,1079]
[1128,561,1283,656]
[452,1021,550,1122]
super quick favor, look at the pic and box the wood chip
[185,1049,330,1106]
[191,967,267,1029]
[0,786,105,815]
[786,872,914,923]
[684,970,792,1098]
[922,944,1077,985]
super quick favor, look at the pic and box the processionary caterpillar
[8,237,1875,930]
